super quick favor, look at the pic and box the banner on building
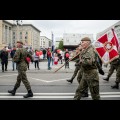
[94,28,119,64]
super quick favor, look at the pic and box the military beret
[17,41,23,45]
[81,37,91,42]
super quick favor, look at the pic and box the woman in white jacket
[33,50,40,70]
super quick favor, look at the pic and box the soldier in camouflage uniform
[74,37,101,100]
[103,59,118,81]
[8,41,34,98]
[111,49,120,89]
[66,47,81,83]
[67,45,89,97]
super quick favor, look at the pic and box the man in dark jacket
[43,49,46,59]
[0,47,8,72]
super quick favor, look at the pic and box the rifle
[54,51,81,73]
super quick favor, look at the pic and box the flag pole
[54,51,81,73]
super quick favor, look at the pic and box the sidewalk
[1,60,113,73]
[4,60,76,73]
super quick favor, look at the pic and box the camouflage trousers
[77,67,88,94]
[74,69,100,100]
[77,67,83,84]
[71,66,80,80]
[115,64,120,83]
[107,64,117,78]
[14,70,31,91]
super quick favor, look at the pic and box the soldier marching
[8,41,34,98]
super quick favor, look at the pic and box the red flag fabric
[94,29,119,64]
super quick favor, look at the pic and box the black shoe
[81,93,89,97]
[23,90,33,98]
[103,77,109,81]
[2,70,4,72]
[67,79,73,83]
[8,89,16,96]
[111,83,119,89]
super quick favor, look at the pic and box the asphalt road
[0,60,120,100]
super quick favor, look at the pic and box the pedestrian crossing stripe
[0,92,120,99]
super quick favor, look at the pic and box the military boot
[8,87,17,96]
[103,76,109,81]
[66,78,74,83]
[111,82,119,89]
[23,89,33,98]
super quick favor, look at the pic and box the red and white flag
[94,28,119,64]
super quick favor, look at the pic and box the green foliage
[58,41,64,50]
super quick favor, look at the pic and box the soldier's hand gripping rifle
[54,51,81,73]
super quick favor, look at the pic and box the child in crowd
[54,54,59,65]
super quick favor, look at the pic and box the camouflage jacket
[80,45,98,70]
[110,58,120,65]
[13,48,33,71]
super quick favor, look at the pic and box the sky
[13,20,120,40]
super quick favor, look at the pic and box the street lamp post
[51,32,54,66]
[51,31,54,52]
[13,20,22,43]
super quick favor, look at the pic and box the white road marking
[0,74,17,78]
[0,92,120,96]
[0,92,120,99]
[29,77,70,83]
[100,75,116,78]
[28,77,49,82]
[46,78,70,82]
[0,95,120,99]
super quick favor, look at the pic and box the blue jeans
[43,54,46,59]
[12,61,16,70]
[48,57,51,69]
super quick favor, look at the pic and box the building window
[13,36,15,39]
[66,39,69,42]
[25,36,28,39]
[20,36,22,39]
[13,32,15,35]
[26,32,28,35]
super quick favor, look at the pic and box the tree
[58,41,64,50]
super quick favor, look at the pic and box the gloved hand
[98,69,105,75]
[75,63,80,66]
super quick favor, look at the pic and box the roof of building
[21,24,41,32]
[3,20,13,26]
[3,20,41,32]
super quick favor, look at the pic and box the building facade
[12,24,41,50]
[63,33,94,50]
[96,21,120,44]
[0,20,41,50]
[40,36,52,49]
[0,20,13,49]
